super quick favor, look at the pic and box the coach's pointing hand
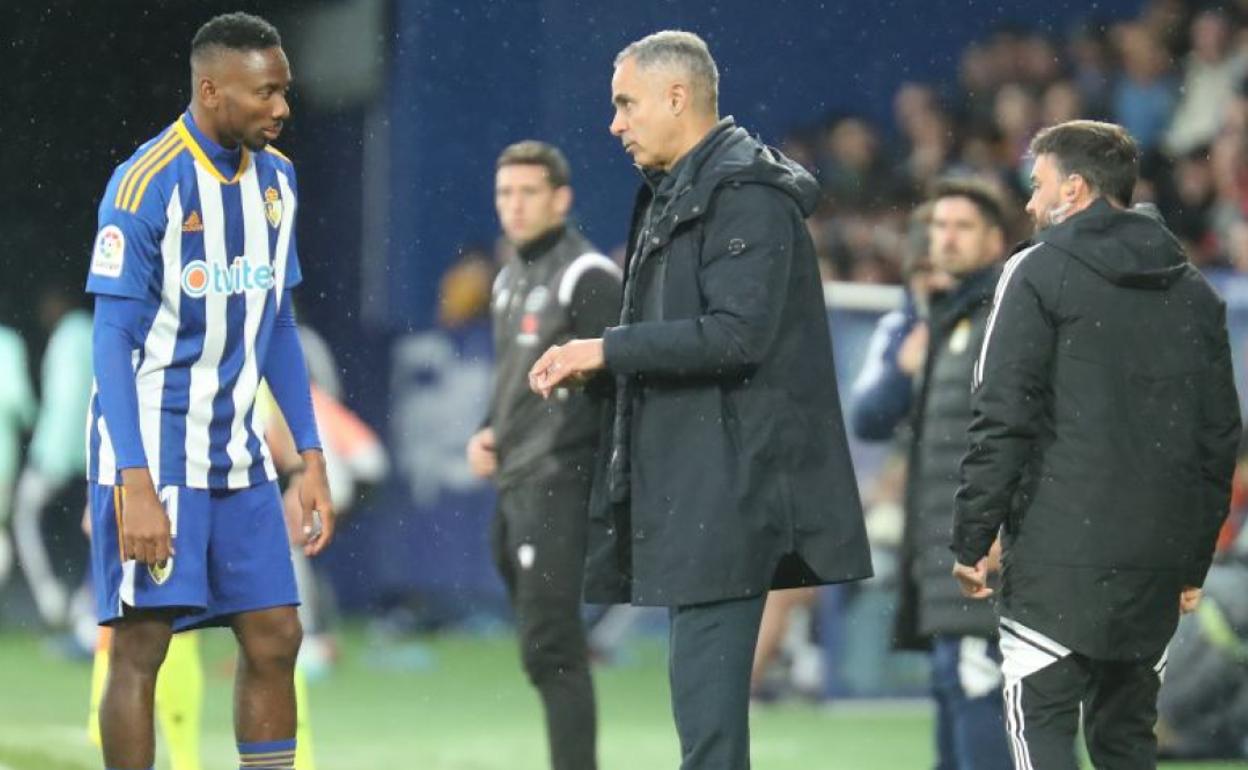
[121,467,174,567]
[296,449,335,556]
[528,338,605,398]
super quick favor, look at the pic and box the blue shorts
[90,481,299,632]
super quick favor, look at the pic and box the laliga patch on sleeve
[91,225,126,278]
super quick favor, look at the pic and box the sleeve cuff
[1184,560,1212,589]
[86,283,153,301]
[602,326,625,372]
[294,432,322,455]
[951,540,991,568]
[115,457,150,473]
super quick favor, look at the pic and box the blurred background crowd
[784,0,1248,281]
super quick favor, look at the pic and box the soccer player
[85,13,333,770]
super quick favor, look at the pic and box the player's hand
[120,468,174,566]
[297,450,335,556]
[1179,586,1202,614]
[952,558,994,600]
[466,427,498,479]
[528,339,605,398]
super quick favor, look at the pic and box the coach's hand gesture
[120,468,174,567]
[296,449,335,556]
[528,338,605,398]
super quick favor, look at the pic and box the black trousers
[999,618,1166,770]
[668,593,767,770]
[491,476,597,770]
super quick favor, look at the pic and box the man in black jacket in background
[528,30,872,770]
[952,120,1241,769]
[466,140,621,770]
[894,179,1013,770]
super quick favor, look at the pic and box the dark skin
[190,44,292,152]
[103,43,330,770]
[99,610,178,769]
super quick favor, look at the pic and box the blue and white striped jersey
[85,112,302,489]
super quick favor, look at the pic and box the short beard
[1046,201,1073,227]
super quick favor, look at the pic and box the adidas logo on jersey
[181,210,204,232]
[181,257,276,298]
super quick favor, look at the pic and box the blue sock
[238,738,296,769]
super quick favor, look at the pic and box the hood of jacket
[1039,198,1187,290]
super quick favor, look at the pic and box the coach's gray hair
[615,30,719,115]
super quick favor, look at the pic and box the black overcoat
[585,120,874,606]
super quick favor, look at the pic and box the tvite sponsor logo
[181,258,275,297]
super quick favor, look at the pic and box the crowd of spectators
[777,0,1248,282]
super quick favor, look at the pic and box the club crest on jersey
[516,313,540,346]
[148,557,173,585]
[264,186,283,229]
[181,257,276,298]
[90,225,126,278]
[515,286,548,346]
[524,286,550,313]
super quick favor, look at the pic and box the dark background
[2,0,1150,615]
[3,0,1142,342]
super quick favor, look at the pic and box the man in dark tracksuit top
[528,32,873,770]
[894,180,1013,770]
[952,120,1241,770]
[465,140,621,770]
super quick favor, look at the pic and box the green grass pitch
[0,629,1240,770]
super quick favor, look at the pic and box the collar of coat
[627,117,820,256]
[928,265,1000,331]
[516,223,569,263]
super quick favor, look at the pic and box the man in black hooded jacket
[952,119,1241,769]
[528,30,872,770]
